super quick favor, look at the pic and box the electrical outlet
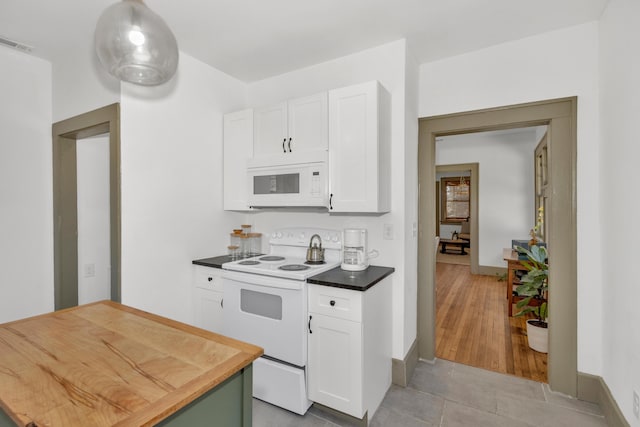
[633,390,639,419]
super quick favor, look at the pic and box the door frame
[435,163,479,274]
[52,103,121,309]
[417,97,577,396]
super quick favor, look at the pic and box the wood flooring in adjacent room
[436,262,548,383]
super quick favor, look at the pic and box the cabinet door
[194,288,224,334]
[254,102,287,156]
[288,93,328,153]
[223,109,254,211]
[328,81,390,213]
[307,313,363,417]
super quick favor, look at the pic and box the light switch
[84,263,95,278]
[383,223,394,240]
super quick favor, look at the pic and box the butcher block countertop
[0,301,262,427]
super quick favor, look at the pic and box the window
[534,134,549,240]
[440,176,470,224]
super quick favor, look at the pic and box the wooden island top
[0,301,263,427]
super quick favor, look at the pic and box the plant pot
[526,319,548,353]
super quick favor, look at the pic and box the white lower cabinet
[308,311,363,415]
[193,266,224,334]
[307,279,391,422]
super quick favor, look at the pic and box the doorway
[417,97,577,396]
[52,103,121,310]
[435,163,478,273]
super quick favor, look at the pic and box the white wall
[419,22,603,376]
[77,135,111,305]
[436,129,539,267]
[0,47,54,322]
[599,0,640,424]
[245,39,418,359]
[52,44,119,122]
[119,52,246,324]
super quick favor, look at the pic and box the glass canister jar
[241,224,252,235]
[230,233,241,249]
[247,233,262,256]
[239,233,251,257]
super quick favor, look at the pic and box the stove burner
[238,260,260,265]
[305,260,326,265]
[259,256,286,262]
[278,264,310,271]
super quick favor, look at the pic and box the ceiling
[0,0,608,83]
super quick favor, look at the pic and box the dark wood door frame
[52,103,121,309]
[418,97,577,396]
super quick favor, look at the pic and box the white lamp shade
[95,0,179,86]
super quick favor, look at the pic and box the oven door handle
[222,270,304,290]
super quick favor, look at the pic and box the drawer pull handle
[208,277,213,282]
[308,315,313,334]
[330,300,336,307]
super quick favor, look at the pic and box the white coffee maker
[341,229,369,271]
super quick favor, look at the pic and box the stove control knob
[299,232,305,241]
[276,232,283,239]
[332,235,339,242]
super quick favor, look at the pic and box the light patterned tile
[380,385,445,425]
[441,400,532,427]
[409,362,498,414]
[452,363,545,401]
[497,393,608,427]
[370,405,434,427]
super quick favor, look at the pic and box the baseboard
[478,265,506,277]
[392,339,418,387]
[577,372,630,427]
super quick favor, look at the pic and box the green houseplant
[515,244,548,353]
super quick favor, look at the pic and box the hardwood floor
[435,262,548,382]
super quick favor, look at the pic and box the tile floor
[253,359,609,427]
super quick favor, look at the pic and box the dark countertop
[192,255,233,269]
[192,256,394,291]
[307,265,395,291]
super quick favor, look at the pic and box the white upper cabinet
[328,81,391,213]
[254,92,328,158]
[223,109,254,211]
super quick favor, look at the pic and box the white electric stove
[223,228,342,280]
[221,228,341,415]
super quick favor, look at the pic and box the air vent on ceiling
[0,35,34,53]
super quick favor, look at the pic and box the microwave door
[248,163,327,207]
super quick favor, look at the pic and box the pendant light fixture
[95,0,179,86]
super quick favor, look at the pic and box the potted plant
[514,244,548,353]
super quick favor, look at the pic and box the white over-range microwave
[247,152,328,208]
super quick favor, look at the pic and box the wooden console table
[502,248,529,316]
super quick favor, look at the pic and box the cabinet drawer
[308,284,362,322]
[194,266,223,292]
